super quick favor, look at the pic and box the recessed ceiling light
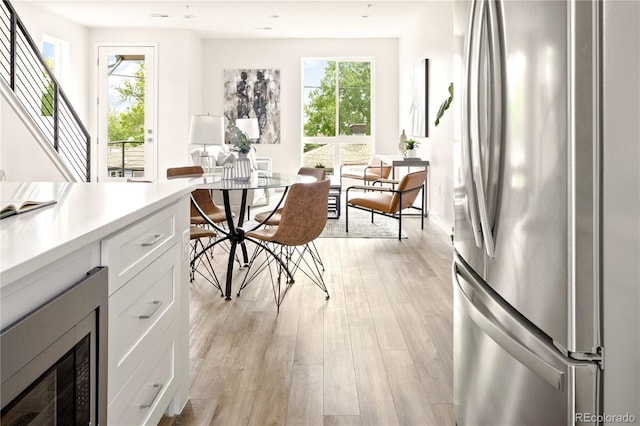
[361,14,370,18]
[150,13,169,18]
[254,27,273,30]
[184,5,194,19]
[270,14,280,19]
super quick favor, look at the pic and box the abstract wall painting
[408,58,429,138]
[223,69,281,144]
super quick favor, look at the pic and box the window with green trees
[108,60,145,143]
[302,59,373,174]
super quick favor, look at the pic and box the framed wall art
[223,69,281,144]
[408,58,429,138]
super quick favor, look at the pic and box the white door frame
[96,43,158,182]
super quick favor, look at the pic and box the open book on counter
[1,199,57,219]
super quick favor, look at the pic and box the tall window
[42,35,67,82]
[302,58,373,174]
[40,36,67,117]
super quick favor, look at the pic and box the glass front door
[97,45,156,181]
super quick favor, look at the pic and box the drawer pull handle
[138,300,163,319]
[139,383,163,409]
[141,234,165,247]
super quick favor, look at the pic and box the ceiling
[27,1,431,39]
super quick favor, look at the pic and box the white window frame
[42,34,68,84]
[301,57,375,171]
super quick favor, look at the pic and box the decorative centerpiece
[402,138,420,159]
[230,125,254,181]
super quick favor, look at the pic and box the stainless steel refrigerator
[452,0,612,424]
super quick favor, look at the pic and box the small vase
[234,153,251,181]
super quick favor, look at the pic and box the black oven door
[1,267,108,426]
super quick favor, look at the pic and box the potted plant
[229,126,254,156]
[403,138,420,158]
[229,126,255,180]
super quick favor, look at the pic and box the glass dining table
[187,172,317,300]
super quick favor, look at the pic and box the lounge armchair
[340,154,392,187]
[345,169,428,240]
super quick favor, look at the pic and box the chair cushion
[348,192,394,213]
[191,211,228,224]
[190,226,216,240]
[246,227,278,242]
[254,209,282,226]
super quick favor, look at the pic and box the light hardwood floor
[160,215,455,426]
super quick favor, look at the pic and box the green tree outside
[108,63,145,144]
[303,61,370,137]
[40,57,55,117]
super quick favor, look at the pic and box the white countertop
[0,181,195,286]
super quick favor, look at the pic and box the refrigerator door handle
[469,0,497,258]
[485,0,504,249]
[453,257,565,390]
[463,0,484,249]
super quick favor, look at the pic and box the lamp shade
[235,118,260,140]
[189,114,224,145]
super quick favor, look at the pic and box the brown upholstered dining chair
[345,169,428,240]
[166,166,228,226]
[238,179,331,311]
[253,166,327,226]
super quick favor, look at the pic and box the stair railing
[1,0,91,181]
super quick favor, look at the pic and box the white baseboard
[427,211,454,241]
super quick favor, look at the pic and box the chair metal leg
[420,183,425,229]
[239,239,329,311]
[191,238,223,296]
[345,199,349,233]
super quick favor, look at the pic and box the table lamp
[189,114,224,174]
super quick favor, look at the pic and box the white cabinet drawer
[102,202,179,295]
[108,326,176,426]
[108,243,180,398]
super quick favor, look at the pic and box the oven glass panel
[1,335,90,425]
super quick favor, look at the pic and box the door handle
[453,255,565,390]
[469,0,496,257]
[138,300,162,319]
[141,233,165,247]
[463,0,484,249]
[139,383,163,409]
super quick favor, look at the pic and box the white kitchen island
[1,181,195,425]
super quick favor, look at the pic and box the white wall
[398,2,455,233]
[1,84,69,181]
[202,38,399,175]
